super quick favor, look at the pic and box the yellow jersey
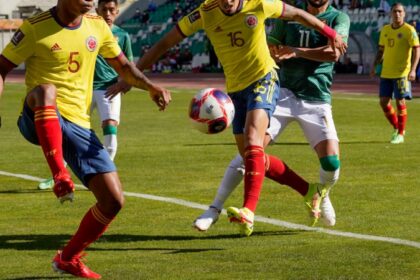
[379,23,420,79]
[178,0,284,92]
[1,8,122,128]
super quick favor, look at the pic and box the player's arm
[136,27,184,71]
[0,55,16,97]
[280,3,346,54]
[408,46,420,81]
[270,44,341,62]
[0,55,17,128]
[106,26,184,98]
[370,45,384,77]
[106,54,171,110]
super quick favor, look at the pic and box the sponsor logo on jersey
[50,43,62,52]
[86,36,98,52]
[11,29,25,46]
[188,11,201,23]
[245,14,258,29]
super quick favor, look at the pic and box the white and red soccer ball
[189,88,235,134]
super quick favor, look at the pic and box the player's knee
[319,155,340,171]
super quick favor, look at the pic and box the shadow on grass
[7,277,64,280]
[0,230,301,251]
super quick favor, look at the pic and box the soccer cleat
[304,183,328,227]
[390,134,404,144]
[52,250,101,279]
[320,194,336,226]
[38,177,54,190]
[193,206,221,231]
[53,173,75,204]
[226,206,254,237]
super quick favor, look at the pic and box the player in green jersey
[193,0,350,231]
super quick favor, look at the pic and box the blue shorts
[228,70,280,134]
[379,77,412,100]
[17,102,116,186]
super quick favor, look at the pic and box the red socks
[396,103,407,135]
[61,204,116,261]
[34,106,66,177]
[243,145,265,212]
[265,154,309,196]
[382,104,398,130]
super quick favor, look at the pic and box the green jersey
[267,5,350,103]
[93,24,133,90]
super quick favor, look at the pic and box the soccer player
[370,3,420,144]
[0,0,170,278]
[38,0,133,190]
[108,0,346,236]
[92,0,133,161]
[193,0,350,232]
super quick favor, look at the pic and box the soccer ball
[189,88,235,134]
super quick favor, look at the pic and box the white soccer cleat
[193,206,221,231]
[320,194,336,226]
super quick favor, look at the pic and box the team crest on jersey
[11,29,25,46]
[397,33,403,39]
[188,11,201,23]
[86,36,98,52]
[245,14,258,29]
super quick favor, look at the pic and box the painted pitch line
[1,170,420,249]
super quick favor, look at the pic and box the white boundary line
[1,170,420,249]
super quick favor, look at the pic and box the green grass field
[1,82,420,279]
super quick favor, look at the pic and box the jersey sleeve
[263,0,285,19]
[378,26,386,46]
[1,20,36,66]
[267,19,286,45]
[177,8,203,37]
[99,21,122,59]
[408,26,419,47]
[333,12,350,44]
[122,32,134,62]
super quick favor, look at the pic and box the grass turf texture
[1,83,420,279]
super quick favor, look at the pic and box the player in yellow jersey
[109,0,346,236]
[0,0,171,278]
[370,3,420,144]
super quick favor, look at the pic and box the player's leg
[314,139,340,226]
[379,78,398,141]
[21,84,74,202]
[94,89,121,160]
[193,154,244,231]
[226,70,279,236]
[52,122,122,278]
[392,77,412,144]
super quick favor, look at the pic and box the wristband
[321,24,337,40]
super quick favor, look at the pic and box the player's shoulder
[201,0,219,12]
[26,10,53,25]
[112,24,129,35]
[402,22,416,32]
[84,13,104,21]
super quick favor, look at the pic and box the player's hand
[106,80,131,100]
[330,34,347,55]
[369,67,377,78]
[148,84,171,111]
[269,45,296,62]
[408,70,416,81]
